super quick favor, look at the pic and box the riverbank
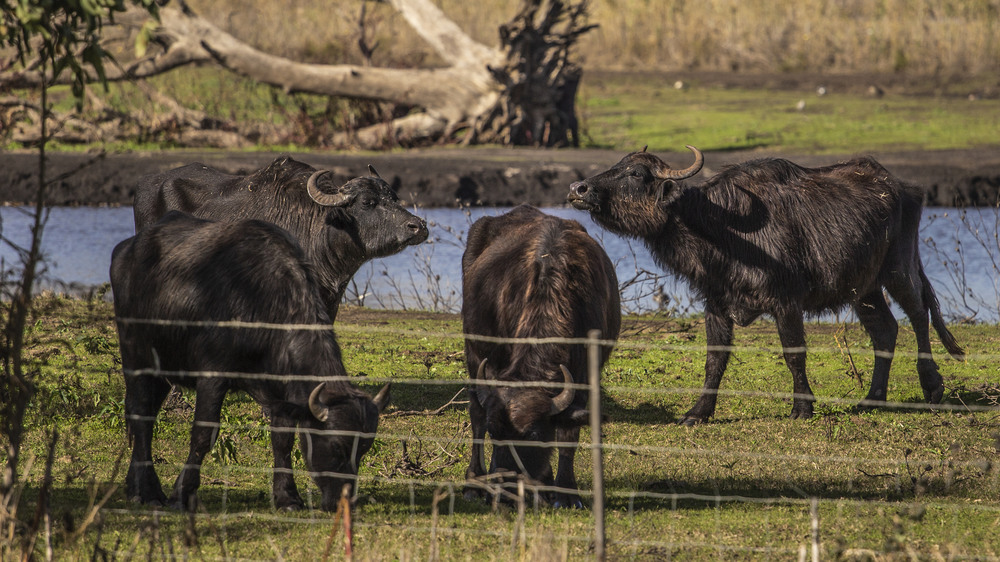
[2,146,1000,208]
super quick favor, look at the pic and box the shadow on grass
[359,382,468,415]
[832,389,1000,417]
[601,470,989,513]
[604,398,677,425]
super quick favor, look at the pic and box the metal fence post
[588,329,606,561]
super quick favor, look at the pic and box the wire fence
[70,315,1000,560]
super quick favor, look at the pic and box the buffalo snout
[404,218,429,245]
[567,181,594,210]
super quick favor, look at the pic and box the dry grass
[187,0,1000,75]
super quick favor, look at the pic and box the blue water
[1,205,998,322]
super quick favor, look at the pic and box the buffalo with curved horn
[111,212,390,512]
[134,158,428,320]
[569,146,963,424]
[461,205,620,508]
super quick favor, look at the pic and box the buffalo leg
[775,309,814,419]
[271,415,304,510]
[169,383,227,511]
[463,389,489,501]
[552,426,582,508]
[679,308,733,425]
[887,275,945,403]
[854,291,899,406]
[124,375,171,505]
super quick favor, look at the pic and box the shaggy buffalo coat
[462,205,620,507]
[134,157,428,319]
[111,212,389,511]
[568,148,963,423]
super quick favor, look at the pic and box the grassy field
[577,72,1000,153]
[8,296,999,559]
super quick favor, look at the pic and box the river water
[1,205,997,323]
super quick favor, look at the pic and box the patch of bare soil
[2,145,998,209]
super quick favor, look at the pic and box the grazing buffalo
[568,146,964,424]
[111,211,390,512]
[134,157,428,319]
[462,205,620,507]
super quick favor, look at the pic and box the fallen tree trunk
[1,0,594,149]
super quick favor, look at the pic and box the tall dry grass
[187,0,1000,75]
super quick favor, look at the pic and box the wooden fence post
[588,329,606,561]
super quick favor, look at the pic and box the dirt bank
[2,146,999,208]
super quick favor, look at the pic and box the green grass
[577,73,1000,153]
[5,296,999,559]
[15,65,1000,156]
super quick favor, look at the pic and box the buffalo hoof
[273,495,305,512]
[166,495,198,512]
[129,496,167,508]
[278,502,304,512]
[677,415,708,426]
[127,490,168,507]
[551,497,584,509]
[462,485,487,503]
[923,384,945,405]
[852,399,883,413]
[789,405,814,419]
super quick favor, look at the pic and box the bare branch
[380,0,502,70]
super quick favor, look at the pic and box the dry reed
[187,0,1000,75]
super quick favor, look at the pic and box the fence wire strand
[88,312,1000,558]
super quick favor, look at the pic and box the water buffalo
[134,157,428,319]
[462,205,620,507]
[568,146,964,424]
[111,211,390,511]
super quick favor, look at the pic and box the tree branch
[331,112,447,149]
[379,0,502,70]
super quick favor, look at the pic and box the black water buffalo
[568,146,964,424]
[461,205,620,507]
[111,211,390,512]
[134,157,428,319]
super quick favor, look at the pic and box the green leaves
[2,0,158,102]
[134,17,158,58]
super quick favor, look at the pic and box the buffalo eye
[629,168,644,178]
[360,197,377,209]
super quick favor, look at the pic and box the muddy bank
[2,146,999,208]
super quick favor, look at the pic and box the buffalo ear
[554,408,604,427]
[655,179,683,207]
[566,409,591,427]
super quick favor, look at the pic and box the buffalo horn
[653,145,704,180]
[308,383,330,422]
[549,365,576,416]
[474,358,487,380]
[306,170,352,207]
